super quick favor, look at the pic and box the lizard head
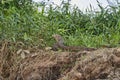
[52,34,64,44]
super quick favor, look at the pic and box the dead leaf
[21,52,26,59]
[23,50,30,54]
[17,49,22,54]
[31,53,38,57]
[45,47,52,50]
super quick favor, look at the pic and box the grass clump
[0,0,120,48]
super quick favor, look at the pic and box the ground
[0,41,120,80]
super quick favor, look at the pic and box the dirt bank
[0,41,120,80]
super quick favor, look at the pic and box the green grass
[0,0,120,48]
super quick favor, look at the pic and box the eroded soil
[0,41,120,80]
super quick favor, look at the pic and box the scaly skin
[52,34,97,51]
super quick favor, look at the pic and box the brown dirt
[0,41,120,80]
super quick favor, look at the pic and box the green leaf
[24,33,28,41]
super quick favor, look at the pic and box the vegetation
[0,0,120,48]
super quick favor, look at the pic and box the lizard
[52,34,97,51]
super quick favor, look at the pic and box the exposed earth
[0,41,120,80]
